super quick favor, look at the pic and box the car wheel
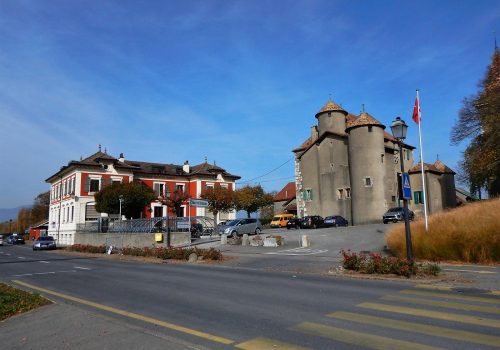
[312,223,317,229]
[255,228,261,235]
[393,219,398,223]
[287,226,290,230]
[231,231,238,239]
[383,220,388,224]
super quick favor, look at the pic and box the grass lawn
[0,283,51,321]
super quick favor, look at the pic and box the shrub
[340,250,437,278]
[386,198,500,263]
[68,244,106,254]
[67,244,223,261]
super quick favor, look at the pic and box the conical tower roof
[315,99,347,117]
[346,111,385,131]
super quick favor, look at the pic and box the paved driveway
[196,223,394,273]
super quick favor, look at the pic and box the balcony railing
[76,216,215,235]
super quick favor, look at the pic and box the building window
[112,179,121,186]
[392,195,396,202]
[407,149,411,161]
[205,183,214,192]
[345,188,351,198]
[154,183,165,197]
[414,191,424,204]
[89,179,100,192]
[71,206,74,222]
[381,154,384,163]
[176,184,185,193]
[221,183,228,189]
[337,189,344,200]
[364,177,372,187]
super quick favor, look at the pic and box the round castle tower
[315,100,347,135]
[346,111,386,225]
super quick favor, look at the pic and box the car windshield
[38,237,54,241]
[325,216,333,219]
[272,217,281,221]
[388,208,402,212]
[225,220,240,226]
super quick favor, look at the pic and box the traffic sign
[189,199,209,207]
[402,173,412,200]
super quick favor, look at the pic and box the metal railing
[76,216,215,235]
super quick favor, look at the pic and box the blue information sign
[402,173,412,200]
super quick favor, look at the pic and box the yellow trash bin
[155,233,163,243]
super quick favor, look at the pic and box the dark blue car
[324,215,348,227]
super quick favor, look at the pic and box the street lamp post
[119,195,124,221]
[9,219,12,234]
[165,189,171,248]
[391,117,414,260]
[118,195,123,232]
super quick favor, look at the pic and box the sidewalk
[0,302,212,350]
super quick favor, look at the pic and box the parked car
[33,236,57,250]
[218,218,262,237]
[8,233,25,245]
[286,218,302,230]
[324,215,349,227]
[217,221,227,226]
[300,215,324,229]
[270,214,294,228]
[0,235,3,246]
[383,207,415,223]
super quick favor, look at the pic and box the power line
[237,157,294,184]
[242,176,296,185]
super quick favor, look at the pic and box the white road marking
[265,247,329,256]
[6,253,11,256]
[39,261,50,264]
[13,270,77,277]
[74,266,91,270]
[443,268,497,274]
[17,256,26,259]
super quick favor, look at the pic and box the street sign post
[189,199,209,207]
[402,173,412,200]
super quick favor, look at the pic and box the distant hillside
[0,206,29,222]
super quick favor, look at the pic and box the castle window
[407,149,411,160]
[392,196,396,202]
[337,189,344,200]
[345,188,351,198]
[368,126,373,132]
[414,191,424,204]
[364,177,372,187]
[303,189,313,202]
[381,154,384,163]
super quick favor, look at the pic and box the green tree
[451,48,500,197]
[159,188,190,217]
[95,181,156,219]
[201,185,234,226]
[30,191,50,224]
[234,185,274,218]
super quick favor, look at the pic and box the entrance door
[154,206,164,218]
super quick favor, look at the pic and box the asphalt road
[1,244,499,350]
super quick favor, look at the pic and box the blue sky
[1,0,499,208]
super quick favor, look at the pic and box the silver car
[218,218,262,237]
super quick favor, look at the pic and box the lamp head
[391,116,408,140]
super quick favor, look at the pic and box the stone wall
[74,231,191,248]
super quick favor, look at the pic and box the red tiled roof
[409,161,455,175]
[346,111,385,131]
[274,182,296,202]
[315,99,346,116]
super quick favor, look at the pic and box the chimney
[119,153,125,163]
[183,160,190,173]
[311,125,319,141]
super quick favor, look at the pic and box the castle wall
[316,135,351,222]
[348,126,386,224]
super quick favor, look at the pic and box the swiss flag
[412,93,421,124]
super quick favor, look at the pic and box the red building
[45,148,240,245]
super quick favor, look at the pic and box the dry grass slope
[386,198,500,263]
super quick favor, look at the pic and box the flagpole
[416,89,429,231]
